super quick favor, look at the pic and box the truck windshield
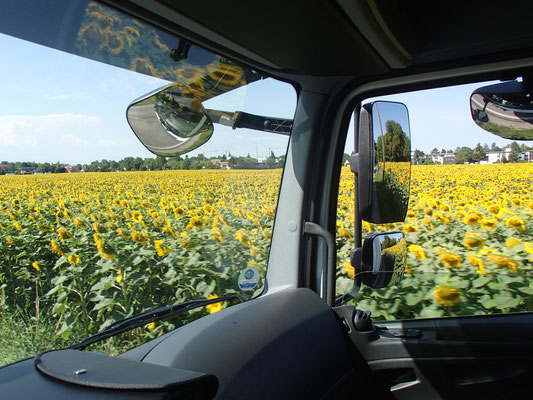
[0,0,296,364]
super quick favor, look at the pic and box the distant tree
[508,142,520,162]
[413,149,425,164]
[375,120,410,162]
[431,148,439,155]
[491,142,501,151]
[472,143,487,163]
[455,147,474,164]
[266,151,277,168]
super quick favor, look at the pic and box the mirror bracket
[349,152,359,174]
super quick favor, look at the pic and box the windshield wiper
[69,294,242,350]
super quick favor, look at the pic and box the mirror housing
[471,80,533,140]
[351,232,406,289]
[351,101,411,223]
[127,83,214,156]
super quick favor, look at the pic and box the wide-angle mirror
[353,101,411,223]
[471,80,533,140]
[355,232,406,289]
[127,83,214,156]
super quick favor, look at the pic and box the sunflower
[433,285,461,306]
[463,213,481,225]
[408,245,426,260]
[67,254,80,265]
[467,254,486,275]
[488,254,517,271]
[130,57,157,76]
[77,23,106,50]
[207,63,244,87]
[505,217,526,232]
[343,260,355,279]
[186,217,203,230]
[506,238,522,249]
[463,232,484,250]
[105,31,124,54]
[123,26,140,40]
[438,251,461,268]
[205,294,223,314]
[480,218,498,229]
[56,227,72,241]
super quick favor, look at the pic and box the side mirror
[351,232,406,289]
[127,83,214,156]
[351,101,411,223]
[470,80,533,140]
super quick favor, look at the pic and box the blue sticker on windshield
[238,267,260,291]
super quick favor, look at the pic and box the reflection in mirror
[363,101,411,223]
[360,232,406,289]
[471,80,533,140]
[127,83,213,156]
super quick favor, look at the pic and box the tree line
[0,152,285,175]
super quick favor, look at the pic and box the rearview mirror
[127,83,213,156]
[471,80,533,140]
[351,232,406,289]
[351,101,411,223]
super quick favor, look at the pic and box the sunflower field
[1,164,532,349]
[0,170,279,343]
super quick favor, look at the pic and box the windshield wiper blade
[69,294,241,350]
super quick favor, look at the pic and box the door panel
[334,306,533,400]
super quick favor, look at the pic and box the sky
[0,32,531,164]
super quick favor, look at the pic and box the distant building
[431,152,455,164]
[210,159,230,169]
[20,166,36,174]
[486,149,532,163]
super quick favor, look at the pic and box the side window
[337,82,533,321]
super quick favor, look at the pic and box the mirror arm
[206,109,292,135]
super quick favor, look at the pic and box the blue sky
[0,33,530,164]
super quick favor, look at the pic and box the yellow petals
[506,238,522,249]
[145,322,156,330]
[408,245,426,260]
[205,294,223,314]
[488,254,517,271]
[343,260,355,279]
[31,262,41,272]
[56,227,72,241]
[467,254,485,275]
[67,254,80,265]
[154,240,170,257]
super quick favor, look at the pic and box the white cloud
[44,94,80,101]
[96,139,116,147]
[0,114,101,147]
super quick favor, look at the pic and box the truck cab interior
[1,1,532,399]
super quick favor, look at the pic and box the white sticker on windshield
[238,267,260,291]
